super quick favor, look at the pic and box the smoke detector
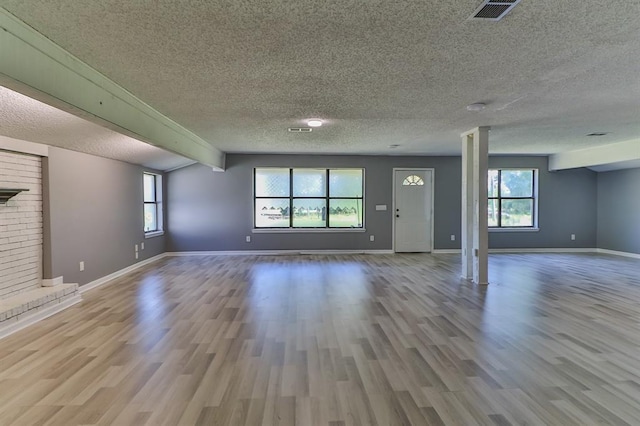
[469,0,522,21]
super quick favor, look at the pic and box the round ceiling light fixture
[466,103,486,112]
[307,119,323,127]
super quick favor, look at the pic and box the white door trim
[392,168,435,253]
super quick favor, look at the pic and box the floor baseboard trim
[0,294,82,340]
[166,249,395,256]
[597,249,640,259]
[489,248,597,253]
[433,248,598,254]
[79,253,167,294]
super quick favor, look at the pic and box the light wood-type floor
[2,253,640,425]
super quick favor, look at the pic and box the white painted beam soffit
[549,139,640,172]
[0,8,224,170]
[0,86,192,171]
[1,1,639,159]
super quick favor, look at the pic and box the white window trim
[489,227,539,233]
[252,228,366,234]
[144,230,165,238]
[253,167,365,231]
[488,168,539,229]
[144,172,164,235]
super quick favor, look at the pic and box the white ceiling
[1,0,639,166]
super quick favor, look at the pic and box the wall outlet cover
[79,261,85,271]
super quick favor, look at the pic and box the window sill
[489,228,539,233]
[252,228,366,233]
[145,231,165,238]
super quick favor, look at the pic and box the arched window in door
[402,175,424,186]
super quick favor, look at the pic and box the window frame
[143,172,164,237]
[488,168,538,230]
[253,167,365,231]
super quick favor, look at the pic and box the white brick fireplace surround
[0,150,43,297]
[0,143,80,338]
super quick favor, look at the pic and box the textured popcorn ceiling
[0,87,191,170]
[2,0,640,158]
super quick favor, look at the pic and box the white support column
[461,134,474,280]
[461,127,489,285]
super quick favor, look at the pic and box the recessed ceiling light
[466,103,486,111]
[307,119,323,127]
[586,132,609,137]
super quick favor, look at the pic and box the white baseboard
[489,248,597,253]
[596,248,640,259]
[434,248,603,254]
[166,249,394,256]
[79,253,167,294]
[0,294,81,340]
[433,248,640,259]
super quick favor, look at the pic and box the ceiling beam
[549,139,640,171]
[0,8,225,170]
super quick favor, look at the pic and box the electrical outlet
[141,242,145,250]
[245,235,251,243]
[135,252,139,259]
[450,234,456,241]
[79,261,85,272]
[135,244,139,252]
[571,234,576,241]
[369,235,375,242]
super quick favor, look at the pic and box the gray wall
[597,167,640,254]
[167,154,461,251]
[44,147,165,285]
[489,156,597,249]
[167,154,598,252]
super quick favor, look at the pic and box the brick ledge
[0,284,79,322]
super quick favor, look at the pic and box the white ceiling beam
[0,8,225,170]
[548,139,640,171]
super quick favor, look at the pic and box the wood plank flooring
[1,253,640,425]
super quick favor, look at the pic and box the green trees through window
[254,168,364,228]
[488,169,536,228]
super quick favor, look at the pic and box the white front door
[394,169,433,252]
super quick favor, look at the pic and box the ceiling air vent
[288,127,312,133]
[469,0,522,21]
